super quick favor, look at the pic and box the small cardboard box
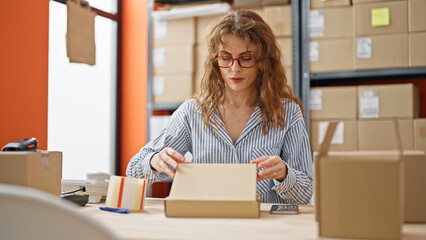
[152,72,194,104]
[403,151,426,223]
[165,164,259,218]
[153,44,194,74]
[310,38,354,72]
[409,0,426,32]
[0,151,62,196]
[310,86,357,120]
[358,119,414,150]
[355,34,408,70]
[310,7,354,39]
[311,0,351,9]
[409,32,426,67]
[355,1,408,36]
[310,120,358,151]
[153,17,195,45]
[357,83,419,119]
[314,122,403,240]
[414,119,426,151]
[263,5,292,37]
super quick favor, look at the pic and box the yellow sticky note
[371,8,390,27]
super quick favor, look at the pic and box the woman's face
[217,33,259,95]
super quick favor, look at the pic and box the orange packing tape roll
[105,176,147,211]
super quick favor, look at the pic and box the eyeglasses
[215,55,257,68]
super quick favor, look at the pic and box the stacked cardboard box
[153,17,195,103]
[408,0,426,66]
[354,0,409,70]
[310,86,358,151]
[309,0,426,72]
[310,83,424,152]
[309,2,354,72]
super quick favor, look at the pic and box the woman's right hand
[150,147,186,178]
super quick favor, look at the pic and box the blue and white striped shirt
[127,99,313,204]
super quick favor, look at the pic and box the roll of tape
[105,176,147,211]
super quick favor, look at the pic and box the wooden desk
[79,198,426,240]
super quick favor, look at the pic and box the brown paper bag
[66,0,96,65]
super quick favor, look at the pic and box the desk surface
[79,198,426,240]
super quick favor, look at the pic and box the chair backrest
[0,183,119,240]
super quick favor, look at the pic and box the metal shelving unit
[311,67,426,81]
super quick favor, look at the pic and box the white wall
[48,0,117,179]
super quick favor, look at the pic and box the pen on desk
[99,206,129,214]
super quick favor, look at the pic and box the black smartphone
[270,204,299,214]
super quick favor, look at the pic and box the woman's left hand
[250,156,287,182]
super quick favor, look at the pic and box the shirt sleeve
[126,101,193,185]
[272,107,313,204]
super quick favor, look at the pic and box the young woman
[127,10,313,204]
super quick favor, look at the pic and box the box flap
[168,164,257,201]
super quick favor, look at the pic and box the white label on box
[310,89,322,110]
[359,90,379,118]
[357,38,372,58]
[154,20,168,39]
[149,115,170,141]
[153,76,165,96]
[319,121,344,145]
[310,41,319,62]
[153,48,166,67]
[309,10,324,37]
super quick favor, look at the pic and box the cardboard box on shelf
[310,120,358,151]
[153,44,194,74]
[403,151,426,223]
[233,0,261,9]
[354,1,408,36]
[263,5,292,37]
[276,37,292,67]
[311,0,351,9]
[309,7,354,39]
[357,83,419,119]
[310,86,357,120]
[314,122,403,240]
[0,151,62,196]
[409,0,426,32]
[310,38,354,72]
[358,119,414,150]
[165,164,259,218]
[152,72,194,104]
[353,0,403,4]
[195,14,225,44]
[409,32,426,67]
[354,34,408,70]
[153,17,195,46]
[414,119,426,151]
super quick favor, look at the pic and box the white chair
[0,183,119,240]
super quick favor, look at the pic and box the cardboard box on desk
[314,122,403,240]
[165,164,260,218]
[403,151,426,223]
[0,151,62,196]
[414,119,426,151]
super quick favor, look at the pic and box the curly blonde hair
[194,10,304,134]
